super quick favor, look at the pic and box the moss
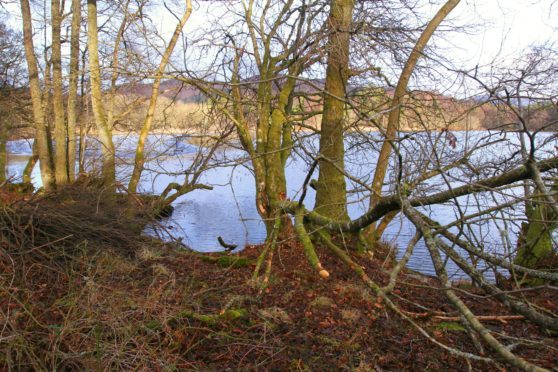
[435,322,466,332]
[220,308,248,321]
[170,308,248,327]
[316,335,341,348]
[309,296,335,309]
[144,320,162,331]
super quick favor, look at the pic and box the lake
[7,130,557,279]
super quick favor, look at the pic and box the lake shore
[1,184,556,370]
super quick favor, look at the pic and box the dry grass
[0,186,186,370]
[1,185,557,370]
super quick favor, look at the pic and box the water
[7,131,557,279]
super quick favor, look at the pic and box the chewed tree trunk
[23,141,38,184]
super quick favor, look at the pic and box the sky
[152,0,558,91]
[448,0,556,66]
[3,0,556,57]
[2,0,556,94]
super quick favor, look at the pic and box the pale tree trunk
[23,141,39,184]
[128,0,193,193]
[314,0,354,221]
[20,0,56,190]
[87,0,115,189]
[51,0,68,185]
[0,120,6,183]
[363,0,460,242]
[106,0,130,130]
[78,49,88,175]
[67,0,81,182]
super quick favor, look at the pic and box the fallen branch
[281,155,558,233]
[434,315,525,323]
[217,236,237,251]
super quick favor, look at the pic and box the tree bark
[51,0,68,185]
[67,0,81,182]
[514,196,555,269]
[0,119,6,183]
[23,141,39,184]
[20,0,56,190]
[87,0,115,189]
[314,0,354,221]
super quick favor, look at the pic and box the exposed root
[294,207,329,279]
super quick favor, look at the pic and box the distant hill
[113,79,558,132]
[116,80,206,103]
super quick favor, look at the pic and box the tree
[364,0,461,244]
[180,0,323,238]
[67,0,81,182]
[50,0,68,185]
[87,0,116,190]
[314,0,354,221]
[0,23,27,183]
[127,0,193,194]
[20,0,56,190]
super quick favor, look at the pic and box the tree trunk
[263,73,298,235]
[20,0,56,190]
[67,0,81,182]
[515,194,556,269]
[78,50,89,176]
[23,141,39,184]
[51,0,68,185]
[0,120,6,183]
[314,0,354,221]
[87,0,115,190]
[128,0,193,193]
[364,0,460,242]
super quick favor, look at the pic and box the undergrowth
[1,185,557,370]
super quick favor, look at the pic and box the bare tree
[20,0,55,190]
[127,0,193,193]
[87,0,116,190]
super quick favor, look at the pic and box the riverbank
[0,185,556,370]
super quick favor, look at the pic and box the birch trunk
[87,0,115,189]
[67,0,81,182]
[51,0,68,185]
